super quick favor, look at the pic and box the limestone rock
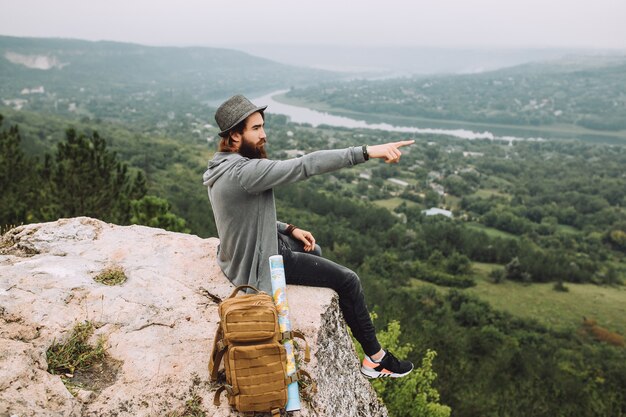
[0,217,387,417]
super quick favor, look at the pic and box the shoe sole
[360,367,413,379]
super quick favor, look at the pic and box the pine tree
[0,115,31,227]
[43,128,142,224]
[130,195,190,233]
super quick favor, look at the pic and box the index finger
[391,140,415,148]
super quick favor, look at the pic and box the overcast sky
[1,0,626,49]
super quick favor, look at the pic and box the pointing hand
[367,140,415,163]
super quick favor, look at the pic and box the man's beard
[239,138,267,159]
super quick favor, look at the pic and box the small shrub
[489,268,505,284]
[552,280,569,292]
[94,266,127,286]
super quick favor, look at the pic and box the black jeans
[278,234,381,356]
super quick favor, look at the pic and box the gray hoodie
[202,147,366,293]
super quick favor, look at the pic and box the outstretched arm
[238,141,414,194]
[238,147,366,194]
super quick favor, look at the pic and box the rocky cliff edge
[0,217,387,417]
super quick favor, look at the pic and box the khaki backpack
[209,285,311,416]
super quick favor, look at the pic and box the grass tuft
[0,224,18,250]
[0,223,19,236]
[46,321,113,395]
[166,374,208,417]
[94,265,127,286]
[47,321,106,376]
[168,394,205,417]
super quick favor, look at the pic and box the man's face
[234,112,267,159]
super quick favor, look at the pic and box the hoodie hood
[202,152,245,187]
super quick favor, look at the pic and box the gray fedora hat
[215,94,268,137]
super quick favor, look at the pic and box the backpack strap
[271,409,281,417]
[297,369,318,397]
[285,369,312,384]
[210,344,227,382]
[285,369,317,395]
[213,385,225,406]
[228,285,260,298]
[213,384,239,406]
[281,330,311,362]
[208,324,225,382]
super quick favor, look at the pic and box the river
[253,90,536,143]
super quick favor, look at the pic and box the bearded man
[203,94,414,378]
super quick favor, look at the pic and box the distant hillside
[233,44,595,76]
[285,54,626,133]
[0,35,339,102]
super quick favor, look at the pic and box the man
[203,94,414,378]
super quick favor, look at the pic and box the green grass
[93,266,127,286]
[469,276,626,334]
[373,197,420,211]
[413,262,626,335]
[465,222,519,240]
[470,262,626,333]
[443,195,461,210]
[472,262,500,276]
[47,321,106,376]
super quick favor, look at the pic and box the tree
[43,128,145,224]
[353,316,451,417]
[443,175,471,196]
[0,116,32,227]
[424,146,440,164]
[130,195,190,233]
[445,252,472,275]
[505,257,531,282]
[384,349,451,417]
[424,190,440,208]
[607,229,626,252]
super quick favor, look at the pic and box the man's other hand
[367,140,415,163]
[292,228,316,252]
